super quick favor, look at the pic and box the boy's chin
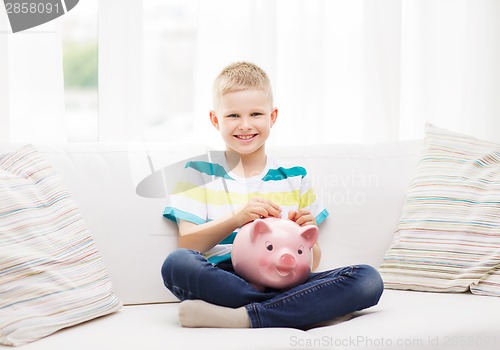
[233,144,265,155]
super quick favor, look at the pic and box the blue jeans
[161,248,383,329]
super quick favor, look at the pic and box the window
[62,0,98,141]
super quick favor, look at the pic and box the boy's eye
[251,113,263,117]
[226,114,239,118]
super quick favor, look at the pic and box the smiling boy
[161,61,383,329]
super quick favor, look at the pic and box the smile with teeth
[235,134,257,140]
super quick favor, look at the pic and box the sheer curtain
[191,0,500,146]
[191,0,401,147]
[1,0,500,144]
[399,0,500,142]
[98,0,143,141]
[0,6,65,143]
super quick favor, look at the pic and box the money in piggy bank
[231,217,319,290]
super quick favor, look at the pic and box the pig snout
[279,253,296,267]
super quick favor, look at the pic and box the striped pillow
[0,145,122,346]
[471,268,500,297]
[379,124,500,296]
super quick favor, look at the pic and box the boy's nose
[238,117,252,129]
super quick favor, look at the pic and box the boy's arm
[177,197,282,253]
[177,214,239,254]
[312,243,321,271]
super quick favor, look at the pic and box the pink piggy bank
[231,217,319,290]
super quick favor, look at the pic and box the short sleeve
[162,159,210,225]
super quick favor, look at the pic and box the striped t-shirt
[163,151,329,264]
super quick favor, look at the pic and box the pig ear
[300,225,319,248]
[250,219,272,243]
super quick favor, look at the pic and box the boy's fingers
[295,216,306,225]
[257,199,281,217]
[255,206,269,218]
[296,214,315,226]
[265,204,282,218]
[252,204,280,219]
[297,209,311,217]
[259,198,281,211]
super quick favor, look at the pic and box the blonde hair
[212,61,273,110]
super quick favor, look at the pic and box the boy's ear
[270,108,278,127]
[209,110,220,130]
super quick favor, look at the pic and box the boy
[161,61,383,329]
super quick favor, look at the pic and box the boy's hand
[288,209,317,227]
[236,197,282,227]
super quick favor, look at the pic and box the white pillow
[0,145,122,346]
[379,124,500,296]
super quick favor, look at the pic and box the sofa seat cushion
[10,290,500,350]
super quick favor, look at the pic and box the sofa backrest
[0,140,423,305]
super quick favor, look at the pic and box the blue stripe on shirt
[185,161,233,180]
[316,208,329,225]
[208,254,231,265]
[261,166,307,181]
[163,207,206,225]
[220,231,237,244]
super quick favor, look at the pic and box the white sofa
[1,140,500,350]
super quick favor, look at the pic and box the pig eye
[298,247,304,255]
[265,242,273,251]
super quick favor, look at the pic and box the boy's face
[210,89,277,158]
